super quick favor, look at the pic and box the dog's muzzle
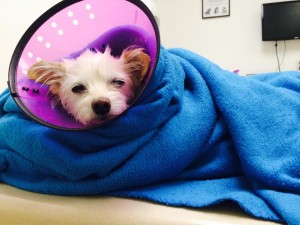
[92,98,111,115]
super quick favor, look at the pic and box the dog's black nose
[92,98,111,115]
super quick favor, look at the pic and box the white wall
[156,0,300,75]
[0,0,299,92]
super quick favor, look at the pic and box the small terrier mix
[28,47,150,125]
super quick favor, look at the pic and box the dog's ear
[28,60,65,95]
[121,48,151,82]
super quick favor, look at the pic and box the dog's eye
[72,84,86,93]
[110,79,125,87]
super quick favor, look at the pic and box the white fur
[28,47,150,125]
[59,49,134,125]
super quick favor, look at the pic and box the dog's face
[27,47,150,125]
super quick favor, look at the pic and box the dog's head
[27,47,150,125]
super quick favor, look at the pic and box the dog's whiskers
[50,96,61,109]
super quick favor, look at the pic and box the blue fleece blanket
[0,47,299,224]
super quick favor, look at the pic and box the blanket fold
[0,47,299,224]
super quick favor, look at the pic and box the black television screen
[262,1,300,41]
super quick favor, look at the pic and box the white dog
[28,47,150,125]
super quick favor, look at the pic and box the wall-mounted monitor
[262,1,300,41]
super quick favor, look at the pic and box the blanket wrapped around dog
[0,47,299,224]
